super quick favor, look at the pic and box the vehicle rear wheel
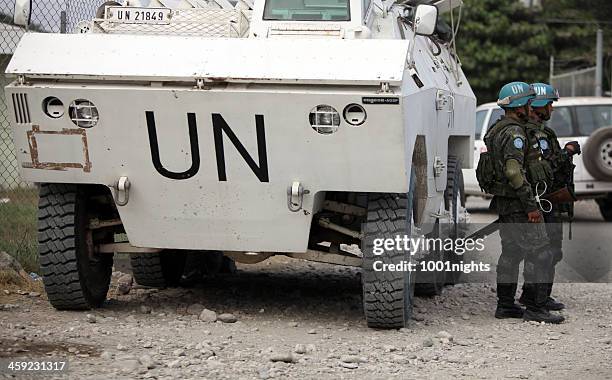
[414,156,466,294]
[414,222,446,296]
[596,194,612,222]
[443,155,466,285]
[361,193,414,329]
[130,251,187,288]
[38,184,113,310]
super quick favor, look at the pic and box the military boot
[522,283,564,324]
[520,284,566,311]
[495,283,524,319]
[495,304,524,319]
[523,308,565,324]
[545,297,565,311]
[545,281,565,311]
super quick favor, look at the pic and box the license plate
[105,7,171,25]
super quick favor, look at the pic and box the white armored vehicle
[6,0,475,328]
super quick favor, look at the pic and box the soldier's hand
[564,141,581,156]
[527,210,543,223]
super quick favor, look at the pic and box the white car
[464,97,612,221]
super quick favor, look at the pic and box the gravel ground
[1,200,612,379]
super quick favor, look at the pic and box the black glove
[564,141,581,156]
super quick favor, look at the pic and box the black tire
[361,193,414,329]
[596,194,612,222]
[583,127,612,181]
[130,251,186,288]
[415,156,466,294]
[220,256,237,274]
[444,156,466,285]
[414,222,445,296]
[38,184,113,310]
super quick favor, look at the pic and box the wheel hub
[601,139,612,169]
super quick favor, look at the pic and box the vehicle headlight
[69,99,99,128]
[42,97,64,119]
[309,105,340,135]
[343,103,366,126]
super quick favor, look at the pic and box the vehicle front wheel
[361,193,415,329]
[38,184,114,310]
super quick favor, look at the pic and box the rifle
[550,147,578,239]
[568,155,575,240]
[544,185,576,204]
[465,219,501,241]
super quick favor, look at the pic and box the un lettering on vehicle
[146,111,269,182]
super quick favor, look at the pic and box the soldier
[478,81,564,323]
[517,83,581,311]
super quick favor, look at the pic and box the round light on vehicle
[343,103,366,126]
[42,97,64,119]
[309,105,340,135]
[69,99,99,128]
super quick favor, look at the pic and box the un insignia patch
[539,139,549,150]
[513,137,524,149]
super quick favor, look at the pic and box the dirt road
[1,199,612,379]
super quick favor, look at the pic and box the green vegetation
[458,0,612,103]
[0,188,39,273]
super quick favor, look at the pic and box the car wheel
[444,156,466,285]
[130,250,187,288]
[361,192,415,329]
[596,194,612,222]
[39,184,114,310]
[583,127,612,181]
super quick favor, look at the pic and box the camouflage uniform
[523,119,575,301]
[483,116,554,311]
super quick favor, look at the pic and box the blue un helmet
[531,83,560,108]
[496,82,536,108]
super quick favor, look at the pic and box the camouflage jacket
[525,119,575,194]
[484,116,550,215]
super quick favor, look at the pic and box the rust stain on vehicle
[22,125,92,172]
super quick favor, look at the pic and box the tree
[541,0,612,93]
[456,0,553,103]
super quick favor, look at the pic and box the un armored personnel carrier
[6,0,475,328]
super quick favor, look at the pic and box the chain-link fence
[551,67,597,97]
[0,0,104,272]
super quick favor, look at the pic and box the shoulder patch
[513,137,525,149]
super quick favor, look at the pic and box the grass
[0,187,39,273]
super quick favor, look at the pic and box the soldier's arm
[500,126,539,213]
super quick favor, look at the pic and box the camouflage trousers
[543,208,563,296]
[543,209,563,265]
[496,211,553,309]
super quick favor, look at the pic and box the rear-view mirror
[13,0,32,27]
[414,4,438,36]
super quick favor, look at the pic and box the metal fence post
[60,11,67,33]
[595,28,603,97]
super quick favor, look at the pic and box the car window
[547,107,574,137]
[575,105,612,136]
[475,110,486,140]
[487,108,504,129]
